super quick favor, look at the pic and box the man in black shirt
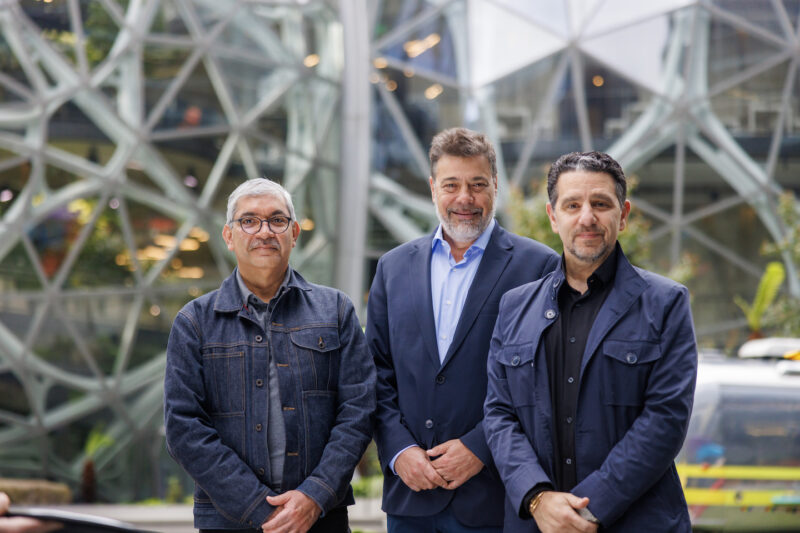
[484,151,697,532]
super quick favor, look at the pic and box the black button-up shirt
[543,244,618,491]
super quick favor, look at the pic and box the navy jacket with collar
[164,268,375,530]
[367,223,558,529]
[484,247,697,532]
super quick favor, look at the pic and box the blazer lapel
[409,236,442,369]
[580,251,648,378]
[441,224,512,367]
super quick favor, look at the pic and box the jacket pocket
[601,339,661,406]
[495,343,536,406]
[202,350,245,414]
[302,390,336,475]
[290,327,341,391]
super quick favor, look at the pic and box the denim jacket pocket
[289,327,341,391]
[495,343,536,407]
[601,339,662,406]
[201,350,245,415]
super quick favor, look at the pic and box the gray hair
[429,127,498,179]
[546,151,627,208]
[226,178,296,225]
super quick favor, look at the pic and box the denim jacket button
[258,468,265,476]
[545,309,556,319]
[626,352,638,364]
[511,355,521,366]
[256,379,263,387]
[255,335,263,342]
[425,419,434,429]
[255,424,262,431]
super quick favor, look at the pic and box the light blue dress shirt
[389,219,495,474]
[430,218,495,363]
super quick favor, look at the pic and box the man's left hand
[262,491,321,533]
[427,439,484,490]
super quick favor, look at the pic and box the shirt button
[566,416,573,424]
[566,458,573,465]
[255,335,263,342]
[569,337,576,343]
[255,424,262,431]
[256,379,263,387]
[425,419,434,429]
[567,376,574,384]
[440,334,447,340]
[445,300,452,305]
[436,375,445,384]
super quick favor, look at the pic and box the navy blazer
[367,223,558,528]
[484,248,697,532]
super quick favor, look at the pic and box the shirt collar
[558,240,620,291]
[432,218,496,256]
[236,266,291,307]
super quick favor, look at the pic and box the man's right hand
[394,446,447,492]
[531,491,598,533]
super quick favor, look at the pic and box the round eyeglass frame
[232,215,292,235]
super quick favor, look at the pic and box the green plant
[734,261,785,338]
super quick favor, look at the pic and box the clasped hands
[394,439,483,492]
[260,490,321,533]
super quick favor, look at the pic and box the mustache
[447,205,482,215]
[248,238,280,250]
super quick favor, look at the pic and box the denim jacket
[164,268,376,529]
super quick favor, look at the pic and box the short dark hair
[429,127,497,179]
[546,151,626,207]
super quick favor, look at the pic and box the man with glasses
[165,179,375,533]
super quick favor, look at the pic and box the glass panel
[124,198,180,276]
[0,372,31,417]
[49,101,115,159]
[711,0,787,38]
[55,295,121,375]
[709,61,790,139]
[490,0,569,38]
[0,159,30,218]
[27,196,95,280]
[773,68,800,192]
[83,0,124,68]
[0,242,42,291]
[375,8,458,79]
[582,13,672,96]
[707,13,786,90]
[151,60,227,131]
[581,55,655,151]
[65,203,136,288]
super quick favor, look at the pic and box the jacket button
[258,468,265,475]
[255,424,262,431]
[255,335,263,342]
[256,379,263,387]
[436,375,445,384]
[425,419,434,429]
[511,355,520,366]
[626,352,637,364]
[545,309,556,319]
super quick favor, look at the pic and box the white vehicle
[676,339,800,532]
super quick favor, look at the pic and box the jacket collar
[213,266,312,313]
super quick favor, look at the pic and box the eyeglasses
[232,215,292,235]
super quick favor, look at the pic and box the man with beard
[165,179,375,532]
[367,127,559,533]
[484,151,697,532]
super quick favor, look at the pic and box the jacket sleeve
[296,294,376,514]
[367,258,420,473]
[484,293,554,517]
[572,285,698,526]
[164,309,276,528]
